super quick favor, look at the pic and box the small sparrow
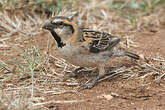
[42,16,139,90]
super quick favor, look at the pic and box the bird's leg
[64,67,85,80]
[79,64,106,90]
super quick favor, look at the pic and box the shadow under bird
[42,16,140,90]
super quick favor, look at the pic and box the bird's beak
[42,21,54,30]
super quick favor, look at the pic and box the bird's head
[42,16,82,48]
[42,16,75,34]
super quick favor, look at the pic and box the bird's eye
[57,22,63,25]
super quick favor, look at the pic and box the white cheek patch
[55,28,64,34]
[53,28,56,32]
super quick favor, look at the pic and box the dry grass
[0,0,165,109]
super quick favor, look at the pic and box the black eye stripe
[56,22,63,25]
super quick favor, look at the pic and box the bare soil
[1,25,165,110]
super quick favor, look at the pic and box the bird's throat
[50,30,66,48]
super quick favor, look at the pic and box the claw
[78,81,97,91]
[78,76,99,91]
[63,67,85,80]
[63,72,76,81]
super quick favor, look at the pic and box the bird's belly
[58,45,111,67]
[66,54,101,67]
[62,54,107,67]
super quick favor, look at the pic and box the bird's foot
[63,67,85,80]
[78,70,118,91]
[78,76,99,91]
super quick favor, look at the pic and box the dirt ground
[0,1,165,110]
[30,26,165,110]
[0,20,165,110]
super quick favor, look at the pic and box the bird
[42,16,139,90]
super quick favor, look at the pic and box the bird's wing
[82,29,121,53]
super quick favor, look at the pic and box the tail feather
[125,51,139,60]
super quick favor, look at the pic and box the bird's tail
[125,51,139,60]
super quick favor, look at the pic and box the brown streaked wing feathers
[82,29,120,53]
